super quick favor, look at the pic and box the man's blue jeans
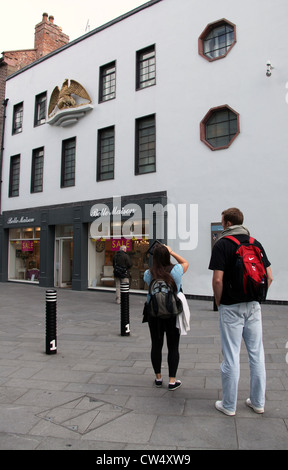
[218,301,266,412]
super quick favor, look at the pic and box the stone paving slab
[0,282,287,451]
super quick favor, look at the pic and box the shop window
[88,220,149,290]
[135,114,156,175]
[97,126,115,181]
[31,147,44,193]
[12,102,23,134]
[200,105,240,150]
[8,227,41,282]
[9,154,20,197]
[61,137,76,187]
[34,92,47,126]
[199,19,236,61]
[99,61,116,102]
[136,45,156,90]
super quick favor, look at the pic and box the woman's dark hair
[150,244,177,291]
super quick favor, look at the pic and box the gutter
[0,98,8,214]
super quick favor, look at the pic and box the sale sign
[22,240,34,251]
[110,239,132,251]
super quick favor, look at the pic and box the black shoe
[168,380,182,391]
[154,379,163,388]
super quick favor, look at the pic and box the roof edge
[6,0,163,81]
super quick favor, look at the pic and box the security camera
[266,60,273,77]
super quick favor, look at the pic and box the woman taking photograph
[144,244,189,390]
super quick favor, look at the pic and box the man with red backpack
[209,208,273,416]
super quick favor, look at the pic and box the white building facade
[0,0,287,301]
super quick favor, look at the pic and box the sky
[0,0,148,52]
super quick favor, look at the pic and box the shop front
[0,208,76,288]
[86,192,167,292]
[0,191,167,291]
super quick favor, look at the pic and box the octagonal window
[200,105,240,150]
[199,19,236,61]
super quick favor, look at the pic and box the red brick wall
[1,50,37,71]
[34,13,69,59]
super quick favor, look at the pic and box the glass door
[54,238,73,287]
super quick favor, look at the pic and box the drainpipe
[0,98,8,214]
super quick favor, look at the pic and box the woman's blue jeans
[218,301,266,412]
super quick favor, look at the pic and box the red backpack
[225,236,268,302]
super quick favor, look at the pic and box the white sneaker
[215,400,236,416]
[245,398,264,414]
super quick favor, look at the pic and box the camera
[266,60,273,77]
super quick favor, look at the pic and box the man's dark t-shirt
[209,235,271,305]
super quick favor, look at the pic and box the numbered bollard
[120,281,130,336]
[45,289,57,354]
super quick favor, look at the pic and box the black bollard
[45,289,57,354]
[120,281,130,336]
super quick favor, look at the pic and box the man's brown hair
[222,207,244,226]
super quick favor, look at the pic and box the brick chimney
[34,13,69,59]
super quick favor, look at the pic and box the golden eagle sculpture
[48,79,92,117]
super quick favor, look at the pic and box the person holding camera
[144,243,189,390]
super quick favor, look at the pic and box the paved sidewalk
[0,282,287,450]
